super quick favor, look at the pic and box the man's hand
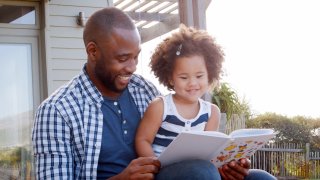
[219,158,250,180]
[109,157,161,180]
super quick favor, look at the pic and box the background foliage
[211,83,251,121]
[247,113,320,151]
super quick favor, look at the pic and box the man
[32,7,275,180]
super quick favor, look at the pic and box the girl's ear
[86,41,98,61]
[169,79,174,86]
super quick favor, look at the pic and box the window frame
[0,1,39,29]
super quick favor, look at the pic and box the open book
[158,128,276,168]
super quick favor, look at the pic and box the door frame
[0,0,42,114]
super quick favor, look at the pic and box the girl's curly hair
[150,24,224,91]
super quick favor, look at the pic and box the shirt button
[186,121,190,124]
[118,110,121,114]
[114,102,118,106]
[124,130,127,134]
[123,120,126,124]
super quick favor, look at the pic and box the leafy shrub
[211,83,251,121]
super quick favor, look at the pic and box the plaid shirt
[32,66,160,179]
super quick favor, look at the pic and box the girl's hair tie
[176,44,182,55]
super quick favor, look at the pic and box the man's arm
[108,157,161,180]
[32,103,73,179]
[219,158,250,180]
[219,158,251,180]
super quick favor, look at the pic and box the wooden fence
[251,143,320,179]
[219,114,246,134]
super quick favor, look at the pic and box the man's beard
[95,60,125,94]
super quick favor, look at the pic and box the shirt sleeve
[32,102,73,179]
[144,78,162,99]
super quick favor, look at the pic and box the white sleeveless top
[152,93,212,156]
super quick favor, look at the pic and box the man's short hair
[83,7,136,45]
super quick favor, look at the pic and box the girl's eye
[180,77,187,80]
[197,75,203,78]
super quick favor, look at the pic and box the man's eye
[118,57,128,62]
[179,77,187,80]
[197,75,203,78]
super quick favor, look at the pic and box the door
[0,37,40,179]
[0,1,40,179]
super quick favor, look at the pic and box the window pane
[0,43,34,179]
[0,5,35,25]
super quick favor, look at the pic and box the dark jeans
[156,159,277,180]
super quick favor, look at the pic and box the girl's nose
[188,77,197,86]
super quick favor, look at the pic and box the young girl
[135,25,224,158]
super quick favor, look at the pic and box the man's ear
[86,41,97,61]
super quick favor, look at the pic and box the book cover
[158,128,276,167]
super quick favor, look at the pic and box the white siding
[45,0,112,94]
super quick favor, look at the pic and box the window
[0,5,36,25]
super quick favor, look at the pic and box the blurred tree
[247,113,320,151]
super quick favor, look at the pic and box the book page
[211,130,275,168]
[229,128,274,138]
[184,130,229,138]
[158,131,230,167]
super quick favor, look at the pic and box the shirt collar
[78,64,103,105]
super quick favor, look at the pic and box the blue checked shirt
[32,66,160,179]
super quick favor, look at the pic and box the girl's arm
[135,97,164,157]
[204,104,220,131]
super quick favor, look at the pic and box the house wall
[44,0,112,95]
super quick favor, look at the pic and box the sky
[139,0,320,119]
[206,0,320,118]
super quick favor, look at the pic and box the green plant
[211,83,250,121]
